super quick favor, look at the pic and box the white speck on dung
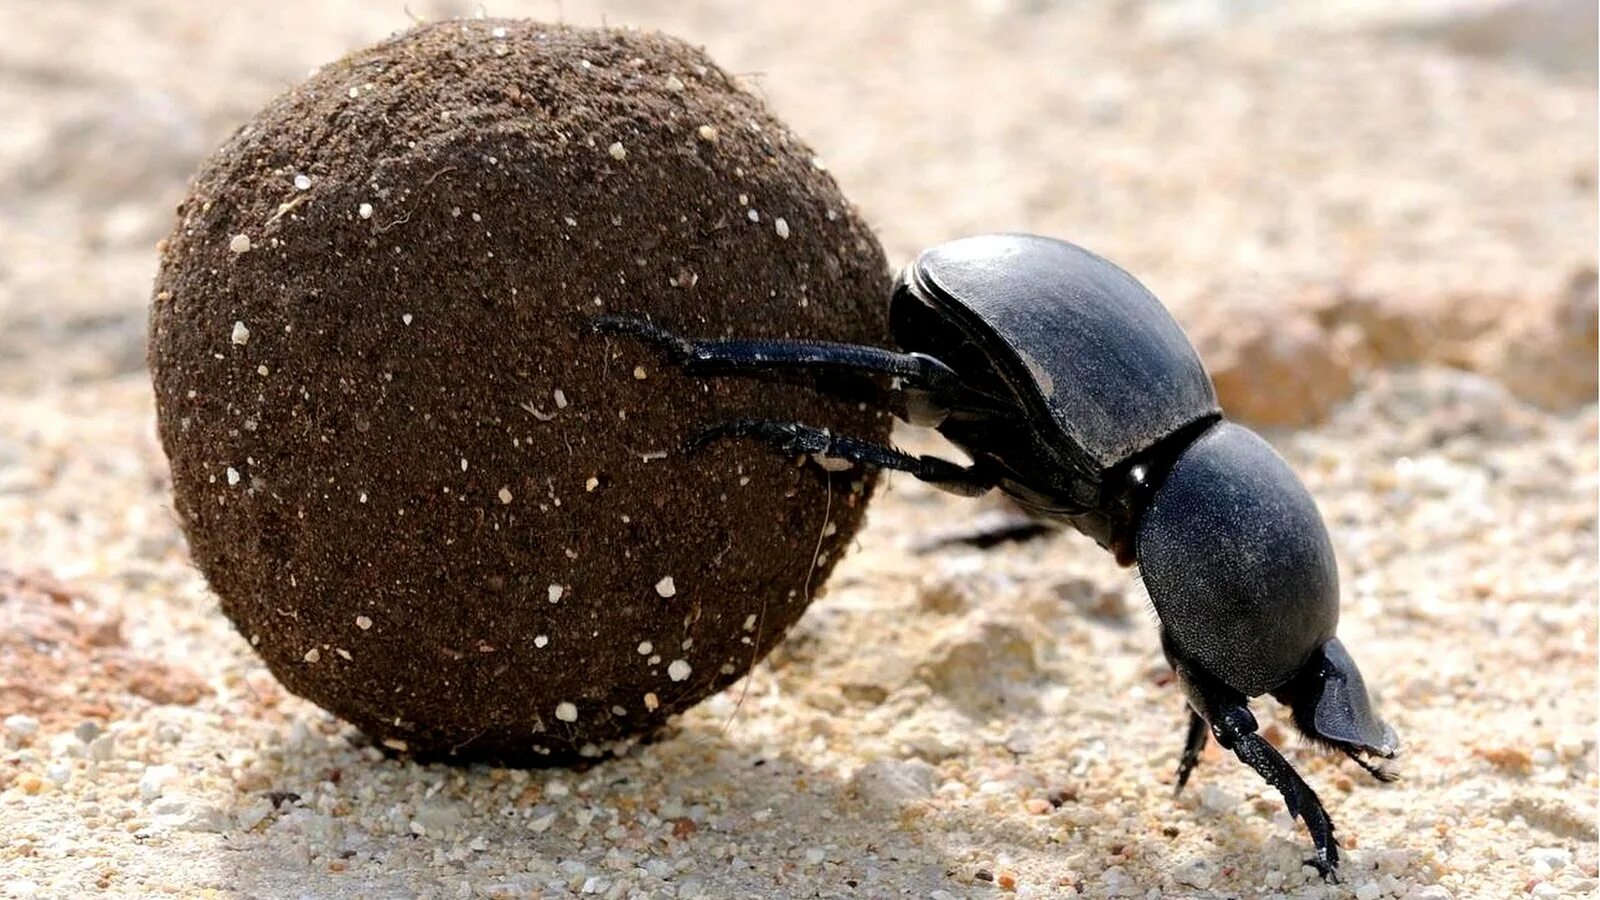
[655,576,676,598]
[664,75,685,91]
[637,641,653,655]
[534,635,549,648]
[548,584,564,603]
[554,389,568,409]
[401,313,413,325]
[293,174,311,190]
[225,467,241,486]
[498,487,513,504]
[746,209,760,223]
[697,124,718,141]
[775,217,791,239]
[608,141,627,160]
[231,321,250,345]
[229,234,251,253]
[358,202,373,219]
[303,648,321,663]
[668,659,692,682]
[355,615,372,630]
[555,702,578,722]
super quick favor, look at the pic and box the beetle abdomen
[895,234,1219,472]
[1136,422,1340,696]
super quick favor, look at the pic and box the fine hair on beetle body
[594,232,1399,882]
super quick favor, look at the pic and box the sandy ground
[1,1,1596,898]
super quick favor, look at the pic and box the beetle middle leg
[1173,709,1209,795]
[691,419,996,497]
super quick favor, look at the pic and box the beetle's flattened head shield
[1274,637,1399,762]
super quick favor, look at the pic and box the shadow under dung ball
[150,20,891,764]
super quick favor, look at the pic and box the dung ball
[149,20,891,764]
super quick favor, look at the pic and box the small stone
[228,233,252,253]
[358,202,373,219]
[138,764,179,801]
[534,635,549,648]
[655,576,677,598]
[498,486,514,504]
[1526,847,1573,870]
[643,692,660,711]
[664,75,685,91]
[1353,882,1381,900]
[231,320,250,345]
[697,125,718,141]
[607,141,627,160]
[303,647,321,663]
[226,466,241,486]
[1199,784,1239,814]
[774,218,790,239]
[4,714,39,738]
[667,659,692,682]
[1173,859,1212,889]
[73,721,102,744]
[355,615,373,630]
[548,584,564,603]
[848,758,936,808]
[1402,887,1453,900]
[555,702,578,722]
[293,174,311,190]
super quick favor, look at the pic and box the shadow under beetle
[595,233,1398,880]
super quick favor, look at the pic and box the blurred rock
[849,758,937,808]
[1401,0,1599,76]
[917,619,1042,715]
[1485,267,1598,408]
[1185,283,1355,427]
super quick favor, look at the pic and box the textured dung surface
[148,20,891,763]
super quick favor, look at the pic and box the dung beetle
[594,232,1398,880]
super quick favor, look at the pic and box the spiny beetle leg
[1174,709,1209,796]
[690,419,995,498]
[912,512,1055,554]
[590,314,1010,423]
[1211,706,1341,882]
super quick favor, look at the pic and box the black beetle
[594,232,1398,879]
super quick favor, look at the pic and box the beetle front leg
[591,315,1010,424]
[1209,705,1341,882]
[692,419,996,498]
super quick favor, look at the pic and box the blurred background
[1,0,1594,418]
[1,1,1595,897]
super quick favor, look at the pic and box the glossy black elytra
[594,232,1398,880]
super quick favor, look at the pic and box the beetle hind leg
[692,419,996,497]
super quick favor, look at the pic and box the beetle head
[1272,637,1399,773]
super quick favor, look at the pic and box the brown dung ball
[149,20,890,764]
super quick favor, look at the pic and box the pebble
[1526,846,1572,871]
[849,758,937,808]
[228,233,251,253]
[667,660,692,682]
[654,576,676,598]
[231,320,250,345]
[5,714,40,738]
[1353,881,1382,900]
[138,764,179,801]
[1172,859,1213,889]
[607,141,626,160]
[1199,783,1239,813]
